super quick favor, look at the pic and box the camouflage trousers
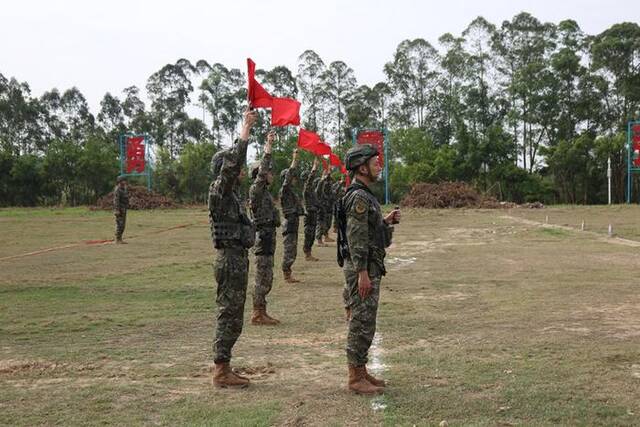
[282,215,299,273]
[324,203,334,233]
[213,246,249,364]
[253,254,274,307]
[344,260,382,366]
[114,211,126,240]
[303,209,317,253]
[315,208,327,240]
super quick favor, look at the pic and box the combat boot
[317,237,326,247]
[348,365,383,395]
[324,234,335,243]
[364,366,386,387]
[212,362,249,389]
[305,251,319,262]
[251,305,279,325]
[283,270,301,283]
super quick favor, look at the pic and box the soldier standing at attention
[302,158,320,261]
[336,144,400,395]
[209,108,258,389]
[280,149,304,283]
[315,168,330,246]
[113,176,129,244]
[248,130,281,325]
[332,176,346,234]
[323,172,336,243]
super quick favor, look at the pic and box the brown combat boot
[348,365,383,395]
[305,251,319,262]
[251,305,279,325]
[364,366,386,387]
[212,362,249,389]
[317,238,327,247]
[283,270,301,283]
[324,234,335,243]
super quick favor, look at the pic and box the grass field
[1,205,639,426]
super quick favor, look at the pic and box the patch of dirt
[93,185,177,210]
[401,182,518,209]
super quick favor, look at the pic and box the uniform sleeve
[256,152,271,183]
[346,193,370,272]
[219,138,249,194]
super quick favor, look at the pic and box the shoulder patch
[354,197,368,215]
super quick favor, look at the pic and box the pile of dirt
[94,185,177,210]
[401,182,517,209]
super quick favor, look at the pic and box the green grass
[1,206,640,425]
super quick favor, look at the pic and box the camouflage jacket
[113,186,129,213]
[333,181,345,201]
[315,174,333,206]
[279,165,304,217]
[303,169,319,211]
[208,138,254,249]
[343,179,393,273]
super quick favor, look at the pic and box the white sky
[2,0,638,114]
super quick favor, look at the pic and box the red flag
[316,142,332,156]
[271,97,301,126]
[247,58,272,108]
[329,153,342,168]
[297,129,332,156]
[297,128,322,151]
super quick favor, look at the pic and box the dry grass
[1,206,639,426]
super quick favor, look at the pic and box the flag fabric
[247,58,272,108]
[297,129,331,156]
[329,153,342,168]
[271,97,301,126]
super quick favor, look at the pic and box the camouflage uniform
[209,138,255,364]
[280,166,304,274]
[248,153,280,308]
[113,183,129,241]
[315,174,333,241]
[342,180,393,366]
[302,169,319,254]
[333,180,345,231]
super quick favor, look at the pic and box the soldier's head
[210,150,228,181]
[250,160,274,185]
[116,175,127,188]
[345,144,380,184]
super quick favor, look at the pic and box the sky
[2,0,639,114]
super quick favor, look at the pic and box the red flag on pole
[297,129,332,156]
[271,97,301,126]
[247,58,273,108]
[248,58,301,126]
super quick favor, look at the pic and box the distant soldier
[113,176,129,244]
[315,168,333,245]
[332,176,346,234]
[279,149,304,283]
[248,130,281,325]
[336,143,401,395]
[323,172,337,242]
[302,158,320,261]
[209,108,257,389]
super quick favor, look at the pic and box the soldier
[209,108,258,389]
[336,143,401,395]
[113,176,129,244]
[280,149,304,283]
[248,130,281,325]
[332,176,346,234]
[315,168,333,246]
[302,158,320,261]
[323,172,336,242]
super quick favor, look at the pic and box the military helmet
[116,175,127,183]
[210,150,228,180]
[345,144,379,171]
[250,159,273,180]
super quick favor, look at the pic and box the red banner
[356,130,384,167]
[126,136,146,173]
